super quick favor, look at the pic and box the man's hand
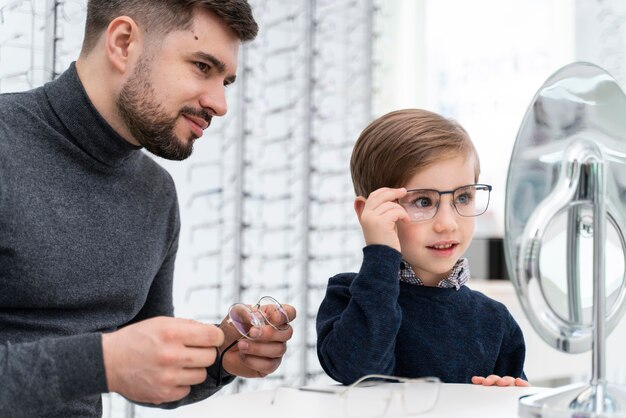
[471,375,530,387]
[220,304,296,378]
[355,187,410,252]
[102,317,224,404]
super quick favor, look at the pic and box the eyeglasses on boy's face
[397,184,492,222]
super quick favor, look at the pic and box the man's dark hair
[82,0,258,54]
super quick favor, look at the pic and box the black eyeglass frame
[398,183,493,221]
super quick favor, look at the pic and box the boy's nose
[432,199,458,232]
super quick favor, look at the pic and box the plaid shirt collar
[399,258,470,290]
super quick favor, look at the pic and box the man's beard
[116,56,211,161]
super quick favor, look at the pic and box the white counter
[175,383,545,418]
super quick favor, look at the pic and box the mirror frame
[504,62,626,353]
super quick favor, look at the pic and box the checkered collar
[398,258,470,290]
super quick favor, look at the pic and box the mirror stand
[520,382,626,417]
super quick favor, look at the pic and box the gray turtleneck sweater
[0,64,227,417]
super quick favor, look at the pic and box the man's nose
[199,82,228,117]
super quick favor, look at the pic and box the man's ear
[354,196,367,223]
[105,16,142,74]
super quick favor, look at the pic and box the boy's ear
[354,196,367,223]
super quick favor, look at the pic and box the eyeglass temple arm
[348,374,440,388]
[215,339,240,386]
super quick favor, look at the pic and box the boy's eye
[413,196,434,208]
[455,192,473,205]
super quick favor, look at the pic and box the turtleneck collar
[43,62,142,167]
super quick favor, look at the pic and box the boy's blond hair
[350,108,480,197]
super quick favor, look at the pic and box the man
[0,1,296,417]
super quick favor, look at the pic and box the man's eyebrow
[192,51,237,84]
[192,52,225,72]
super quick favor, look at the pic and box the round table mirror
[506,62,626,416]
[505,61,626,354]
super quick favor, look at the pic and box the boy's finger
[366,187,407,206]
[375,202,408,218]
[484,374,501,385]
[396,205,412,223]
[471,376,485,385]
[497,376,515,386]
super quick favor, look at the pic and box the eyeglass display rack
[196,0,377,394]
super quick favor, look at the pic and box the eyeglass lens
[344,381,391,418]
[227,296,290,339]
[256,296,291,331]
[399,185,490,221]
[218,296,289,386]
[228,304,264,338]
[402,378,440,414]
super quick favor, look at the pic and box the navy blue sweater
[316,245,526,384]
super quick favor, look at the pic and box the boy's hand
[471,375,530,387]
[355,187,410,252]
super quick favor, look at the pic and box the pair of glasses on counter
[272,374,441,417]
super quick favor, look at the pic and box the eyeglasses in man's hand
[216,296,291,385]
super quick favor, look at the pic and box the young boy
[316,109,528,387]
